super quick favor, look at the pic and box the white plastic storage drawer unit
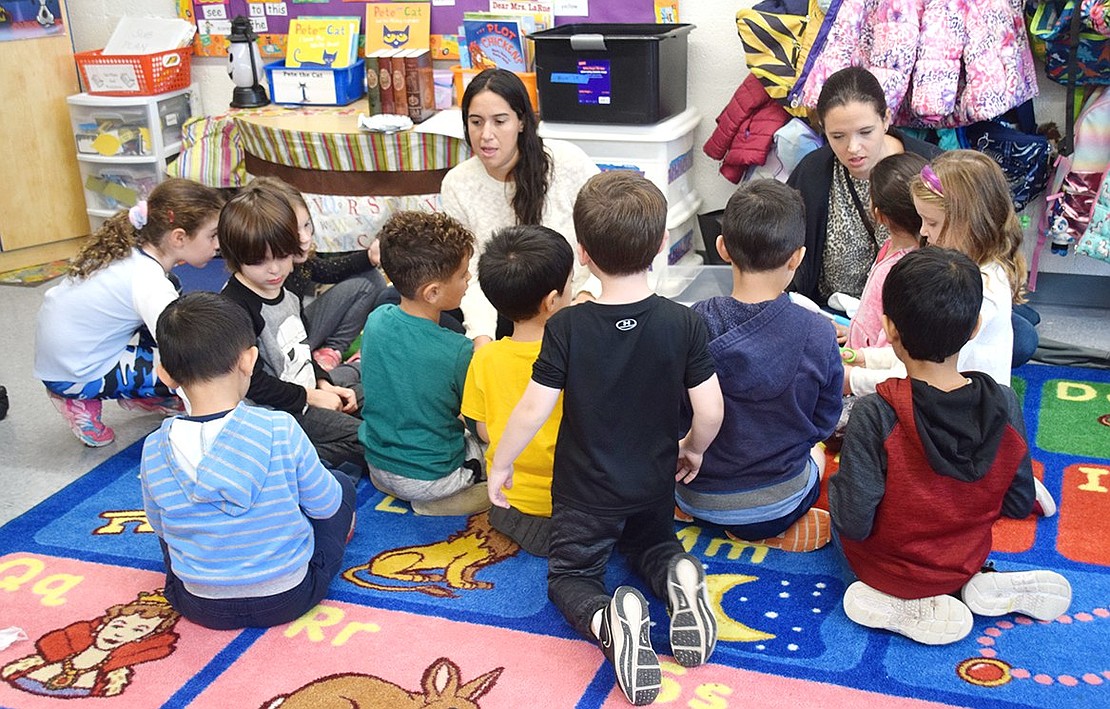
[67,88,195,233]
[538,107,700,207]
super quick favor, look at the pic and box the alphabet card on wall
[365,1,431,53]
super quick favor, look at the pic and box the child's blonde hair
[909,150,1027,304]
[68,178,225,279]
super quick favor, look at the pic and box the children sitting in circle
[34,177,225,446]
[32,159,1071,702]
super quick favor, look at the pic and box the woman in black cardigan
[787,66,941,306]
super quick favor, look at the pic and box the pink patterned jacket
[799,0,1037,126]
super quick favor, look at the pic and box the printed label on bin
[272,69,338,105]
[598,164,645,177]
[564,59,610,105]
[84,64,140,93]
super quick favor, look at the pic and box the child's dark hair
[68,178,225,279]
[815,66,888,130]
[217,183,302,272]
[719,179,805,272]
[573,171,666,275]
[156,292,256,386]
[378,211,474,298]
[870,152,928,238]
[882,246,982,363]
[462,69,549,226]
[478,225,573,322]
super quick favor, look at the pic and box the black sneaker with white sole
[597,586,661,706]
[667,552,717,667]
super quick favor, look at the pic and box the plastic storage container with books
[69,92,192,158]
[530,23,693,124]
[78,159,164,212]
[265,59,366,106]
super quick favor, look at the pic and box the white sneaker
[1033,477,1057,517]
[961,569,1071,621]
[843,581,973,645]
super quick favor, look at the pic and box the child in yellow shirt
[461,225,573,555]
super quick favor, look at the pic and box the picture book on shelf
[461,14,533,72]
[365,2,431,53]
[285,16,360,69]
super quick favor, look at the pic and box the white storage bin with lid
[648,192,702,293]
[538,107,700,207]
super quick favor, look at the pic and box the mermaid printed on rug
[342,511,520,598]
[0,589,180,698]
[263,657,503,708]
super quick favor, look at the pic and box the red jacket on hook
[704,73,792,183]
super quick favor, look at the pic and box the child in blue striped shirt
[139,292,356,630]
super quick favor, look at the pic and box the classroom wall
[63,0,1110,278]
[62,0,745,214]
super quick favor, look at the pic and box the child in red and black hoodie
[829,247,1071,646]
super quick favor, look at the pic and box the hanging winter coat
[798,0,1038,126]
[704,73,793,183]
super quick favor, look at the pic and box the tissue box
[264,60,366,106]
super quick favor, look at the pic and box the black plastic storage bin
[531,23,694,125]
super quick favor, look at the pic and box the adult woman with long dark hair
[788,66,941,306]
[441,69,599,343]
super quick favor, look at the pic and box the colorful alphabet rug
[0,363,1108,708]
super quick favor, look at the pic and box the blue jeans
[1012,304,1040,368]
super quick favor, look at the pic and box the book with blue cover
[461,15,532,72]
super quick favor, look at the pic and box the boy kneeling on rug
[140,292,356,630]
[829,247,1071,645]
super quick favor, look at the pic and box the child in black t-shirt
[489,171,725,706]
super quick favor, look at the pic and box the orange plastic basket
[75,47,193,96]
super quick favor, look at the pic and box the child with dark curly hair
[359,211,489,516]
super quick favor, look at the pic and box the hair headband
[920,165,944,197]
[128,200,148,230]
